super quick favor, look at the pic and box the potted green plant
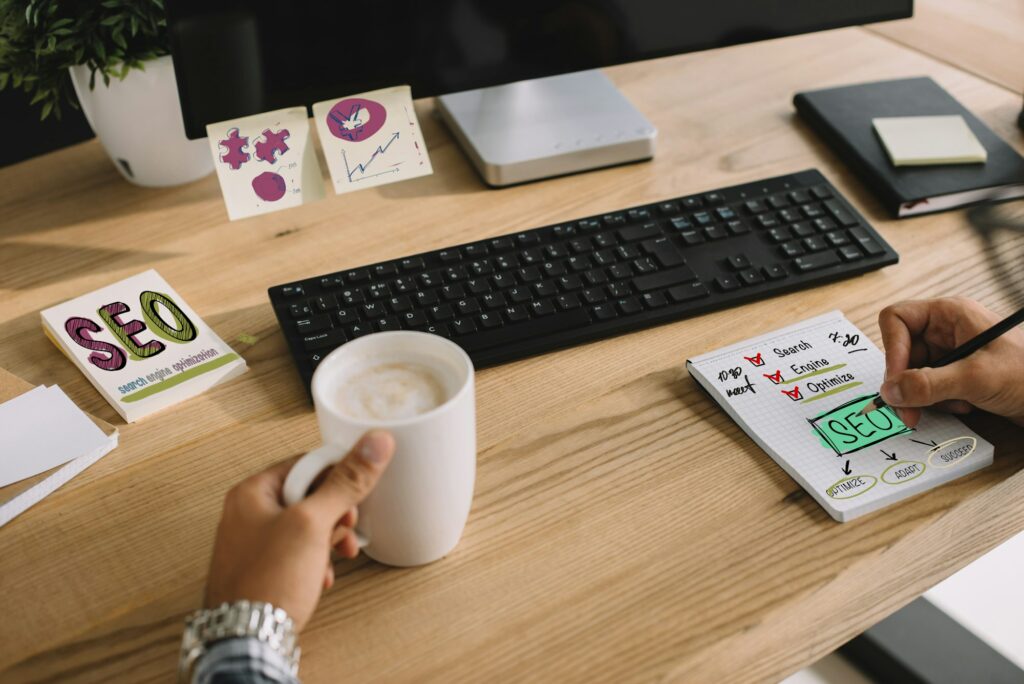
[0,0,212,186]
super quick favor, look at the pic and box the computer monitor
[166,1,912,185]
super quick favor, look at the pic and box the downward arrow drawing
[882,449,898,461]
[842,460,852,475]
[910,438,939,448]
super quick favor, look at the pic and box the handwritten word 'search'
[64,291,197,372]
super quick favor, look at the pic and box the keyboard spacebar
[458,309,592,353]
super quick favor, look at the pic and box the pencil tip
[858,401,876,416]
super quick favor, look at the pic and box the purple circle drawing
[252,172,286,201]
[325,97,386,142]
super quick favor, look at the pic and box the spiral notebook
[686,311,994,522]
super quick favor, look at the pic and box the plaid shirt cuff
[193,637,300,684]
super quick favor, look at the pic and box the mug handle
[282,445,370,548]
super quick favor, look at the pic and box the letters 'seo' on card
[207,107,325,221]
[40,269,247,422]
[313,85,433,195]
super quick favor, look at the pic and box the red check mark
[744,352,765,367]
[781,386,802,401]
[763,369,783,384]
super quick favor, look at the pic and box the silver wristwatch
[178,600,301,683]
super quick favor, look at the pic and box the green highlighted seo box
[809,394,912,456]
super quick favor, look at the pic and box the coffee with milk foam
[335,362,448,420]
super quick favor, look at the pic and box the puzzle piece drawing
[254,128,290,164]
[218,128,250,170]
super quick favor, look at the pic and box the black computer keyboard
[269,169,897,388]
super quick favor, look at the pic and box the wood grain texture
[868,0,1024,92]
[2,19,1024,684]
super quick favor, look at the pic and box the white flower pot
[69,54,213,187]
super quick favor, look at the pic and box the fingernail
[359,431,392,465]
[880,381,903,406]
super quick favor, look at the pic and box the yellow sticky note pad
[872,115,987,167]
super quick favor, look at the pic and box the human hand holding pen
[873,298,1024,428]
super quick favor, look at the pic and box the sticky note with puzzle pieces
[312,85,433,195]
[686,310,994,522]
[207,107,325,221]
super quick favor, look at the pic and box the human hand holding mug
[283,331,476,567]
[205,431,394,632]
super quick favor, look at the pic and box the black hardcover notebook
[794,77,1024,217]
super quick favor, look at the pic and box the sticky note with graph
[686,310,993,522]
[313,85,433,195]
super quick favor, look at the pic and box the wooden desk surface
[2,16,1024,684]
[868,0,1024,92]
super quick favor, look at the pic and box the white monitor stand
[437,70,657,187]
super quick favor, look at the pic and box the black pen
[860,305,1024,415]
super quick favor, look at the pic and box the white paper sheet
[0,385,111,487]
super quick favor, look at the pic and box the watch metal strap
[178,600,300,683]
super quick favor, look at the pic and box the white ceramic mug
[283,331,475,567]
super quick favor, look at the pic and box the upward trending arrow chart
[342,132,402,182]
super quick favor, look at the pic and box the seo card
[40,270,247,422]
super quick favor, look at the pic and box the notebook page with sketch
[686,310,993,522]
